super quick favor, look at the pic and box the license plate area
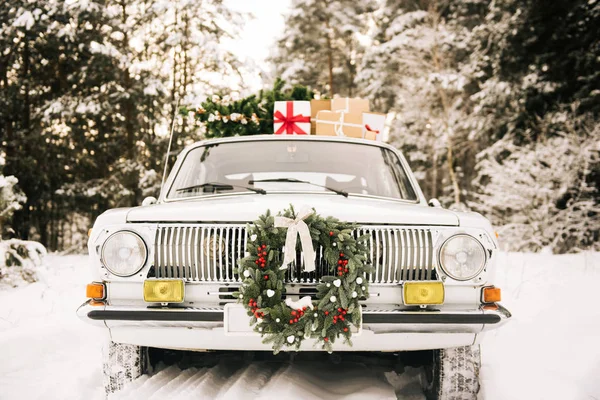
[224,304,362,336]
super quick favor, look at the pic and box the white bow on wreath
[274,207,316,272]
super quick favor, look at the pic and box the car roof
[182,134,397,153]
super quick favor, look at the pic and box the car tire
[103,340,148,395]
[421,345,481,400]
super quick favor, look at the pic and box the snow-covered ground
[1,252,599,399]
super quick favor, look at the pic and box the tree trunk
[429,3,461,207]
[121,0,141,206]
[431,151,438,199]
[324,13,334,98]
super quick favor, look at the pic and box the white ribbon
[285,296,314,310]
[274,207,316,272]
[334,112,346,137]
[334,99,349,137]
[316,116,362,133]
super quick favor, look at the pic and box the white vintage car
[78,135,511,399]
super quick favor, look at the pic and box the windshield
[167,140,418,201]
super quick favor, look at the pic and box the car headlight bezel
[101,230,148,277]
[438,233,487,281]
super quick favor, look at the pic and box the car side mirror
[142,196,157,206]
[428,198,442,208]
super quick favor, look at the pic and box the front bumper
[77,301,511,352]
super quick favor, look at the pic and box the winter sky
[223,0,291,91]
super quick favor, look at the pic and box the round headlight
[101,231,147,277]
[439,234,486,281]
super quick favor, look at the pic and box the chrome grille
[151,224,436,283]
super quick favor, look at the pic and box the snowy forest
[1,0,599,258]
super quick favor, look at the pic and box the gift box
[331,97,370,114]
[315,110,364,138]
[315,97,370,139]
[362,112,386,141]
[273,101,311,135]
[310,99,331,134]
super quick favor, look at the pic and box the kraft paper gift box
[310,99,331,134]
[315,97,370,138]
[331,97,370,114]
[315,110,364,138]
[273,101,311,135]
[362,112,386,141]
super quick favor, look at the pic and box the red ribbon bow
[274,101,310,135]
[365,124,380,134]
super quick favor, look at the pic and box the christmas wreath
[233,205,372,353]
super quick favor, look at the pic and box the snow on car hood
[126,194,459,226]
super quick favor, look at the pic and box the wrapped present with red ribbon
[273,101,311,135]
[362,112,386,141]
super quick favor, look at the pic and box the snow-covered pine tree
[465,0,600,252]
[271,0,376,97]
[0,175,26,239]
[0,153,45,285]
[358,1,486,208]
[1,0,244,250]
[0,0,126,246]
[473,114,600,253]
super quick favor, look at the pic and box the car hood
[126,194,459,226]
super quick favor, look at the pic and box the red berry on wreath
[255,260,259,265]
[329,231,334,236]
[264,275,268,280]
[340,253,344,257]
[337,307,342,312]
[291,311,297,316]
[324,337,329,342]
[324,311,329,315]
[294,318,298,323]
[289,319,294,324]
[343,327,348,332]
[338,272,343,276]
[262,244,266,249]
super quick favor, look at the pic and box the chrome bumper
[77,301,511,352]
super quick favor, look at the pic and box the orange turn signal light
[86,282,105,300]
[482,287,501,303]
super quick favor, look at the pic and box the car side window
[382,149,417,201]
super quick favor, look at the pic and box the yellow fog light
[143,280,184,303]
[404,282,444,305]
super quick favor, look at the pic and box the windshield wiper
[248,178,348,197]
[175,182,266,195]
